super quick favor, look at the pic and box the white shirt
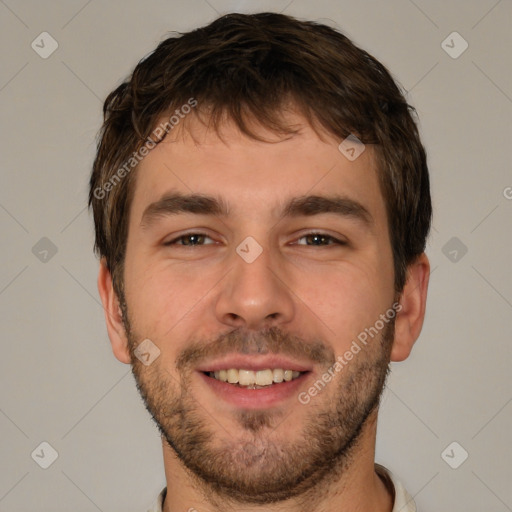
[146,464,417,512]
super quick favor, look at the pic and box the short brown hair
[89,12,432,298]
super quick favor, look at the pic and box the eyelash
[164,232,346,247]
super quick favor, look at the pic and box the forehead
[129,113,387,229]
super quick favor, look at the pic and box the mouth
[196,368,313,410]
[202,368,306,389]
[195,355,314,408]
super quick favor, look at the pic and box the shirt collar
[148,465,416,512]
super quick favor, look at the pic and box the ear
[97,258,132,364]
[391,252,430,362]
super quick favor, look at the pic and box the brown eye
[296,233,345,246]
[164,233,214,246]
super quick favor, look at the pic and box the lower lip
[198,371,311,409]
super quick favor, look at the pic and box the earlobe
[97,259,132,364]
[390,253,430,362]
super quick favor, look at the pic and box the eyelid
[293,231,347,246]
[163,231,216,246]
[162,230,347,247]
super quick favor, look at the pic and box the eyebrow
[140,193,230,229]
[140,192,374,230]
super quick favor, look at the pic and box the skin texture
[98,113,430,512]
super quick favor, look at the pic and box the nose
[214,241,296,330]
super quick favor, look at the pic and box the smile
[205,368,304,388]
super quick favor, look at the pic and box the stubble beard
[123,310,394,505]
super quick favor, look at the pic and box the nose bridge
[215,237,295,329]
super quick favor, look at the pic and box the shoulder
[375,463,417,512]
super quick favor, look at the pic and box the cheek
[292,254,392,346]
[123,255,220,334]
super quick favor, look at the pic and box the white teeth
[209,368,303,386]
[238,369,254,386]
[227,368,239,384]
[273,368,284,383]
[255,369,273,386]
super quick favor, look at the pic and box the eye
[164,233,215,246]
[295,233,346,246]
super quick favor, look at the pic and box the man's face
[120,114,397,502]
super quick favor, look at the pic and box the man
[89,12,431,512]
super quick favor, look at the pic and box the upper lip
[195,354,313,373]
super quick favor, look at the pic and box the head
[90,12,431,505]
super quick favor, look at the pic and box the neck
[161,410,393,512]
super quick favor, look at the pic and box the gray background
[0,0,511,510]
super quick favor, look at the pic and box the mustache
[176,326,336,371]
